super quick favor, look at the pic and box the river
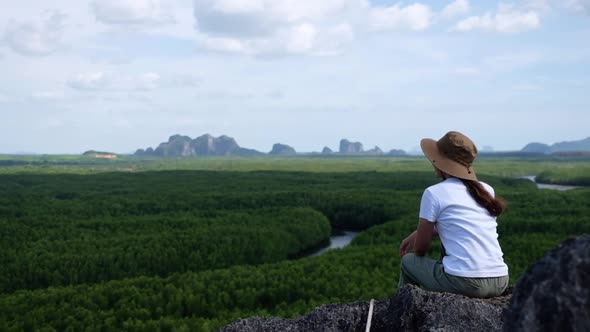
[520,175,581,191]
[308,231,360,257]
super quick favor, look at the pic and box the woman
[398,131,509,298]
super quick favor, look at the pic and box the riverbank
[290,230,360,259]
[520,175,585,191]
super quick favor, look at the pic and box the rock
[135,134,251,157]
[365,146,383,156]
[234,147,265,156]
[192,134,240,156]
[269,143,297,156]
[154,135,193,157]
[322,146,333,154]
[387,149,406,156]
[550,137,590,153]
[386,285,510,332]
[221,285,511,332]
[521,142,550,154]
[339,139,364,154]
[503,235,590,332]
[222,300,383,332]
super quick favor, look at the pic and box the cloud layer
[1,0,589,154]
[4,11,66,56]
[91,0,175,26]
[454,4,540,33]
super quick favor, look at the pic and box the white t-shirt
[419,177,509,278]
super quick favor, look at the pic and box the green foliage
[536,168,590,186]
[0,159,588,331]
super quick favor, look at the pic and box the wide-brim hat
[420,131,478,181]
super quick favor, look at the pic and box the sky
[0,0,589,154]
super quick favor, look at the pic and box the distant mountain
[269,143,296,156]
[387,149,406,156]
[321,147,333,154]
[338,139,406,156]
[550,137,590,153]
[339,139,364,154]
[521,142,550,154]
[135,134,263,157]
[365,146,383,156]
[134,134,408,157]
[521,137,590,154]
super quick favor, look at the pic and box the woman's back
[420,178,508,277]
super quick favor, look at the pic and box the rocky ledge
[221,235,590,332]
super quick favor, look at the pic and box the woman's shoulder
[479,181,495,196]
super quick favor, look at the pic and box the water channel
[307,231,360,257]
[520,175,581,191]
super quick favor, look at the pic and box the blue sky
[0,0,589,154]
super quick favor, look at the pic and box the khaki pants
[398,253,509,298]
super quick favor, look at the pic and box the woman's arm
[413,218,436,256]
[399,218,436,257]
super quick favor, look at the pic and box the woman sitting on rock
[398,131,509,298]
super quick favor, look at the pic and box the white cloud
[453,4,540,33]
[68,72,110,90]
[454,67,480,75]
[91,0,175,26]
[198,21,354,57]
[285,23,354,55]
[368,3,433,31]
[31,91,65,101]
[441,0,470,19]
[67,71,182,91]
[194,0,351,38]
[192,0,363,56]
[191,1,438,56]
[4,10,66,56]
[286,23,318,53]
[137,72,160,90]
[523,0,550,12]
[483,53,542,71]
[566,0,590,14]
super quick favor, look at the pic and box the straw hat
[420,131,478,181]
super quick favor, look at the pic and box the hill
[522,137,590,154]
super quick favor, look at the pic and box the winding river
[520,175,581,191]
[307,231,360,257]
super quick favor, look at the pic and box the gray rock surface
[135,134,260,157]
[387,149,406,156]
[221,285,511,332]
[521,137,590,154]
[192,134,239,156]
[269,143,297,156]
[521,142,551,154]
[339,139,364,154]
[365,146,383,155]
[154,135,193,157]
[503,235,590,332]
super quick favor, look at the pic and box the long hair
[460,179,507,217]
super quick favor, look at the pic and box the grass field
[1,154,590,185]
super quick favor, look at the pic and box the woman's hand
[399,231,417,257]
